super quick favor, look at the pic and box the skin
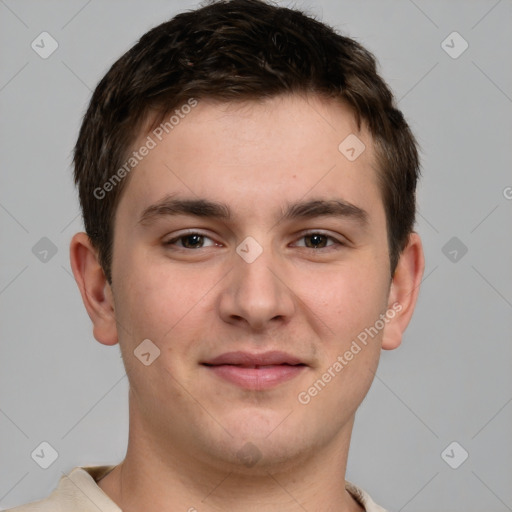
[70,93,424,512]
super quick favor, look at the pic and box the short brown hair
[73,0,420,283]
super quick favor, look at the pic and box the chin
[200,411,318,473]
[210,438,313,476]
[219,405,296,439]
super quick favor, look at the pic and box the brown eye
[293,232,345,250]
[304,234,329,248]
[165,232,217,249]
[180,234,204,248]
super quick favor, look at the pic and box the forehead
[116,94,383,227]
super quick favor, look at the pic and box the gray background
[1,0,511,510]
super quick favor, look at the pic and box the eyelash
[164,232,219,249]
[163,231,346,250]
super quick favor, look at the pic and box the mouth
[201,351,308,390]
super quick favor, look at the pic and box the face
[109,94,395,472]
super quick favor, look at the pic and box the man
[8,0,424,510]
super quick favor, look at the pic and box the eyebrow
[279,198,368,225]
[138,195,368,226]
[139,195,231,225]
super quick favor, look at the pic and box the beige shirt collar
[9,465,388,512]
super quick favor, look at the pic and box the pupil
[307,234,326,248]
[184,234,203,248]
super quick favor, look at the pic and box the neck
[98,399,364,512]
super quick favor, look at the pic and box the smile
[201,351,308,390]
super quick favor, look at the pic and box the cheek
[113,263,210,395]
[113,252,219,349]
[299,263,389,338]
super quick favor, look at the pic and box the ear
[381,232,425,350]
[69,232,118,346]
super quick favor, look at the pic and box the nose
[218,244,295,331]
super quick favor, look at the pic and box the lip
[202,351,307,390]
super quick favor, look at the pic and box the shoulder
[345,480,389,512]
[4,466,120,512]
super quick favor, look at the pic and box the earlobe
[381,232,425,350]
[69,232,118,346]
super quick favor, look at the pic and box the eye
[293,232,343,249]
[164,232,218,249]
